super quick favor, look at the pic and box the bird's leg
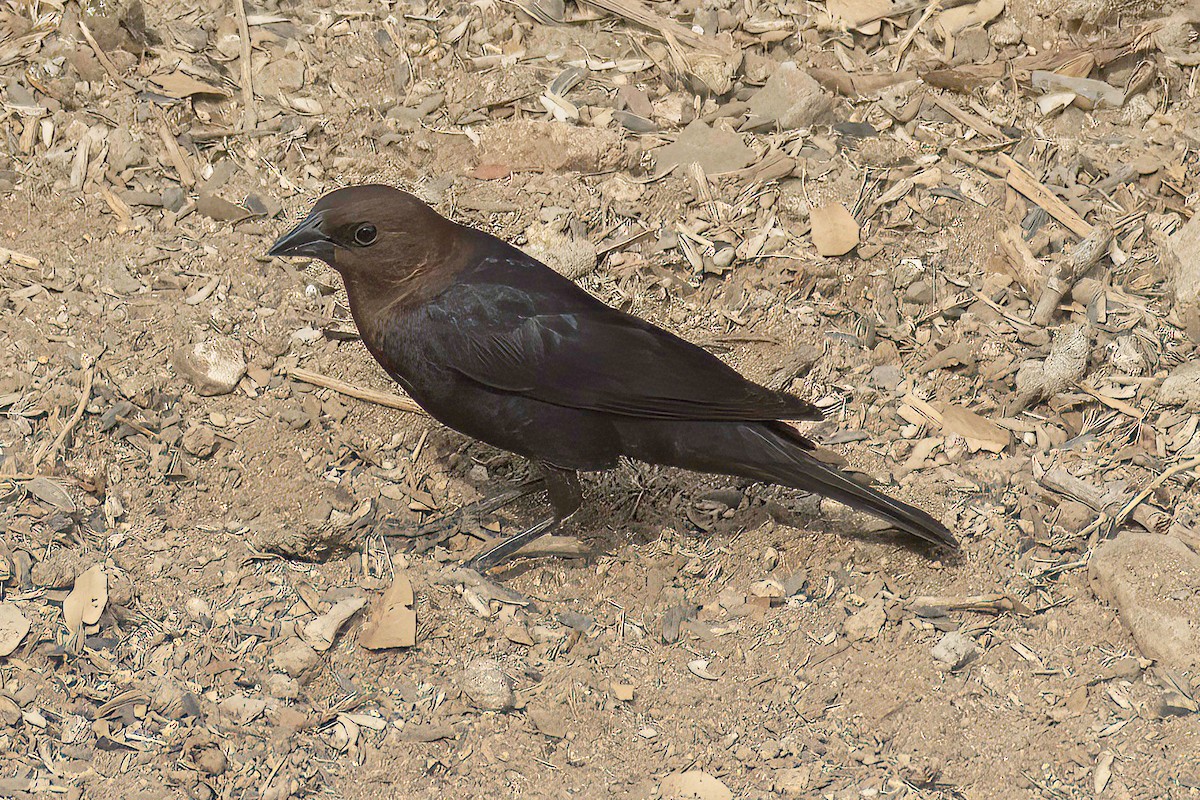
[411,476,547,541]
[464,465,582,571]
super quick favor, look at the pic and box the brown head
[268,184,477,319]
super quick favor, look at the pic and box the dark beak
[267,210,336,262]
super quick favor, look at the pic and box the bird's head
[268,184,466,284]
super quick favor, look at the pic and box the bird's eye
[353,224,377,246]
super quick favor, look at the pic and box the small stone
[931,631,979,669]
[1090,531,1200,674]
[843,602,886,642]
[1159,362,1200,411]
[904,278,934,304]
[172,338,246,396]
[181,425,217,458]
[270,638,321,680]
[527,705,566,738]
[748,62,835,129]
[612,682,635,702]
[460,658,514,711]
[654,120,754,175]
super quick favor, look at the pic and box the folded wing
[424,263,820,423]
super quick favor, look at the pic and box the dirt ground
[2,0,1200,798]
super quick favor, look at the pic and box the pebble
[747,62,835,129]
[182,425,217,458]
[269,638,321,680]
[527,705,566,738]
[172,338,247,396]
[460,658,515,711]
[931,631,979,669]
[1089,531,1200,674]
[843,602,886,642]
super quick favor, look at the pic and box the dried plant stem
[289,367,425,414]
[30,363,95,471]
[233,0,258,131]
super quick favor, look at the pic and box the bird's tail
[629,419,957,549]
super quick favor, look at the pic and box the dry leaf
[940,404,1010,453]
[826,0,893,32]
[934,0,1005,38]
[149,71,231,99]
[359,573,417,650]
[303,597,367,652]
[63,565,107,647]
[810,203,860,256]
[0,603,31,657]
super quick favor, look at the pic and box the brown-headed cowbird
[269,185,955,569]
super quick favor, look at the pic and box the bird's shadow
[461,458,957,573]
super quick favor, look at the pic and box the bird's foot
[384,478,549,551]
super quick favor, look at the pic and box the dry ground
[2,0,1200,798]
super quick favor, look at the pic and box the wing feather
[425,265,819,423]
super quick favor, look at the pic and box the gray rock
[1164,173,1200,338]
[460,658,515,711]
[270,638,321,680]
[747,62,836,130]
[172,338,246,396]
[1089,531,1200,674]
[1159,361,1200,411]
[654,120,754,175]
[905,278,934,304]
[931,631,978,669]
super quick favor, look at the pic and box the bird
[268,184,956,570]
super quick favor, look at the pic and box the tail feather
[743,424,957,548]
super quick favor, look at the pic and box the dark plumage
[268,184,956,569]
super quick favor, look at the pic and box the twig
[927,92,1006,140]
[0,246,40,269]
[30,363,95,471]
[156,114,196,188]
[999,154,1094,239]
[892,0,939,71]
[578,0,730,54]
[288,367,425,414]
[78,21,123,82]
[1103,457,1200,534]
[1031,224,1113,326]
[233,0,258,132]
